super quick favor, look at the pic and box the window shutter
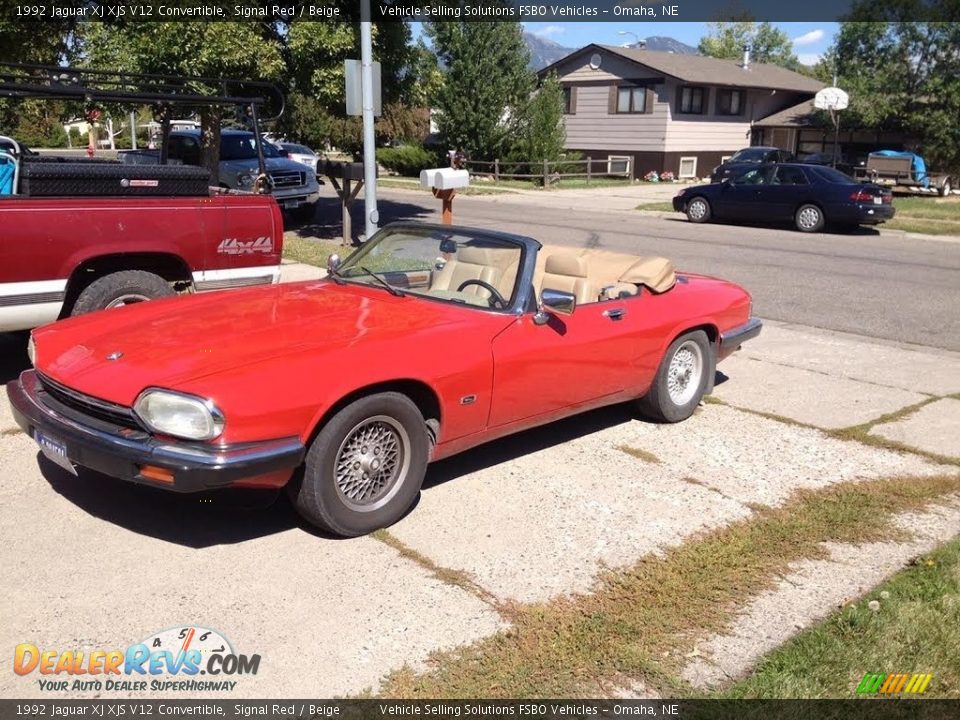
[608,85,618,114]
[569,86,577,115]
[645,87,655,114]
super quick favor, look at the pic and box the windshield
[336,226,524,311]
[728,148,770,163]
[283,143,313,155]
[220,135,281,161]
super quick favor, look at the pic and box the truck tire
[71,270,175,316]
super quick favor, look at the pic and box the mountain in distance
[523,33,699,70]
[523,32,574,70]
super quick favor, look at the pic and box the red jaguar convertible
[7,223,760,537]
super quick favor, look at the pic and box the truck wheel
[71,270,175,315]
[291,392,428,537]
[637,330,713,423]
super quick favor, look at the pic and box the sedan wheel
[637,330,713,423]
[795,204,825,233]
[291,392,428,537]
[686,197,711,223]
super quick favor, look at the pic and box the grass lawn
[720,536,960,698]
[636,201,676,212]
[282,234,354,267]
[376,472,960,698]
[886,195,960,236]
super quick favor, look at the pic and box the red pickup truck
[0,136,284,333]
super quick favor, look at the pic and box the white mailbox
[420,167,470,190]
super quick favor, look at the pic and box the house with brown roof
[538,44,824,180]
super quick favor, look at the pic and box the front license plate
[283,199,301,209]
[35,430,78,476]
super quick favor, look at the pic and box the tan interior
[430,245,502,298]
[427,243,676,307]
[534,245,676,303]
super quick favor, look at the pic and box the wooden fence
[464,157,634,186]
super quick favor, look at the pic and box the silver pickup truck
[121,128,323,220]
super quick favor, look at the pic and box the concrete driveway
[2,315,958,698]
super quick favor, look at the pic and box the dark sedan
[672,163,895,233]
[709,146,794,183]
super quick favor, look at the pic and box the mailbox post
[419,168,469,225]
[322,160,375,246]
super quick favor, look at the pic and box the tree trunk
[200,107,223,182]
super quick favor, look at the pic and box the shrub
[660,171,675,182]
[376,144,436,177]
[643,170,660,182]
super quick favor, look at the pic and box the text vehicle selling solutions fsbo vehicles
[8,223,762,537]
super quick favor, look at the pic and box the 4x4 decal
[217,237,274,255]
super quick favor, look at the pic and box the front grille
[271,170,305,188]
[37,373,141,431]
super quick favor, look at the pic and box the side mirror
[533,288,576,325]
[327,254,341,273]
[720,177,731,186]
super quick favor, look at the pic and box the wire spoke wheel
[334,415,411,512]
[666,340,703,406]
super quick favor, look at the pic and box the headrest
[619,256,676,293]
[458,245,496,265]
[545,253,589,278]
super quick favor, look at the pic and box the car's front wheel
[637,330,713,423]
[795,204,825,233]
[292,392,428,537]
[685,196,712,223]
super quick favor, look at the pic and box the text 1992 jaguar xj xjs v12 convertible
[7,223,761,537]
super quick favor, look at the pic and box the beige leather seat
[537,254,596,305]
[430,246,500,298]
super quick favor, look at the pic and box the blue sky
[522,22,838,65]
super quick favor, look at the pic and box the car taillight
[882,194,892,204]
[849,189,874,202]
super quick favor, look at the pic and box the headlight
[134,389,224,441]
[27,336,35,367]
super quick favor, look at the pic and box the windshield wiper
[359,265,405,297]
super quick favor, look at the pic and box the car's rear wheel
[795,204,825,233]
[685,197,712,223]
[292,392,428,537]
[71,270,175,315]
[637,330,712,423]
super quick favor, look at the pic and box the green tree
[78,22,285,176]
[699,21,800,70]
[426,21,534,160]
[828,3,960,172]
[511,72,566,164]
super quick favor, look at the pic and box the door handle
[603,308,626,321]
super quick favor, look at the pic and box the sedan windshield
[336,227,524,311]
[728,148,771,163]
[220,135,281,161]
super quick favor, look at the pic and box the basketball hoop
[814,87,849,168]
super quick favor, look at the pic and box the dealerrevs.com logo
[14,626,260,693]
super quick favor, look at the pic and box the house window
[562,87,574,115]
[678,86,705,114]
[678,156,698,179]
[716,89,744,116]
[616,86,647,113]
[608,155,631,175]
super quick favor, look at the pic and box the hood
[33,282,469,407]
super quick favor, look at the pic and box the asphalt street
[328,189,960,351]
